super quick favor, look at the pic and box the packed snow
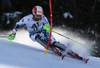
[0,29,100,68]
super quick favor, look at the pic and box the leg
[30,33,40,42]
[30,33,64,56]
[51,42,68,56]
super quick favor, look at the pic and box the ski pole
[0,35,15,40]
[0,36,9,38]
[44,25,98,53]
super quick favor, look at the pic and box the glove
[8,32,16,40]
[44,25,50,32]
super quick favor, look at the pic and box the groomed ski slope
[0,29,100,68]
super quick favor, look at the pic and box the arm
[8,16,27,40]
[43,15,50,26]
[13,24,20,33]
[40,15,50,31]
[13,16,27,33]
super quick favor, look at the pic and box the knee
[30,34,37,41]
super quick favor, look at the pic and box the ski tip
[62,55,66,60]
[85,59,89,64]
[83,58,89,64]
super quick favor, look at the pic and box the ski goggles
[35,14,43,19]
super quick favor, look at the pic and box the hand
[44,25,50,32]
[8,32,16,40]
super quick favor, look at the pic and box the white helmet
[32,6,43,21]
[32,6,43,15]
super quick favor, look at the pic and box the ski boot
[52,46,66,60]
[52,46,62,56]
[67,51,89,63]
[67,51,79,58]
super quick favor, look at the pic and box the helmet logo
[37,11,42,13]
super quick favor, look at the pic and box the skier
[9,6,89,63]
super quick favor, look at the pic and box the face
[34,14,42,21]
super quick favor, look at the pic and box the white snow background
[0,29,100,68]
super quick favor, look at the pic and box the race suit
[13,14,56,44]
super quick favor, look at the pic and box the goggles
[35,14,43,19]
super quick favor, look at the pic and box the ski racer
[9,6,89,63]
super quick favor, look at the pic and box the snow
[0,29,100,68]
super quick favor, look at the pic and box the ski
[62,55,66,60]
[61,53,89,64]
[36,36,89,64]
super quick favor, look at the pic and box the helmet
[32,6,43,15]
[32,6,43,21]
